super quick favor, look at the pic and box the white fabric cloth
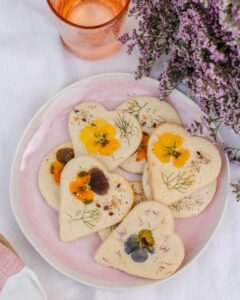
[0,0,240,299]
[0,267,47,300]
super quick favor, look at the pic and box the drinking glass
[47,0,130,60]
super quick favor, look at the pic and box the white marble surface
[0,0,240,299]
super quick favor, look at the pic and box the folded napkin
[0,235,24,291]
[0,234,47,300]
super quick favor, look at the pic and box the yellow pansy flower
[80,119,120,156]
[152,132,190,168]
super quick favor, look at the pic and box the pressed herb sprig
[122,100,147,120]
[68,206,101,229]
[114,113,134,145]
[81,208,101,229]
[161,171,194,193]
[120,0,240,201]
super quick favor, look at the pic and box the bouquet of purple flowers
[120,0,240,200]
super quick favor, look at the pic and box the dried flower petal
[56,148,74,165]
[89,168,110,195]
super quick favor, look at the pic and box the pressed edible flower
[138,229,154,248]
[136,132,149,161]
[50,160,64,184]
[69,168,109,204]
[80,119,120,156]
[56,148,74,164]
[50,147,74,184]
[152,132,190,168]
[69,171,94,204]
[124,229,154,262]
[88,168,110,195]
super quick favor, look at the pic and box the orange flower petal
[136,148,147,161]
[73,189,94,204]
[69,181,80,194]
[77,171,90,185]
[142,132,149,144]
[136,132,149,162]
[69,172,95,204]
[50,160,64,184]
[82,190,94,204]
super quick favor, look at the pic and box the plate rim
[10,72,230,290]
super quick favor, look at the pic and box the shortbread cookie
[60,156,134,241]
[68,102,142,171]
[142,164,217,218]
[148,123,221,205]
[95,201,185,280]
[38,142,74,210]
[98,181,147,240]
[118,97,181,174]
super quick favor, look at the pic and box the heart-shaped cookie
[142,164,217,218]
[60,156,134,241]
[68,102,142,171]
[147,123,221,205]
[38,142,74,210]
[95,201,184,280]
[98,181,147,240]
[118,97,181,174]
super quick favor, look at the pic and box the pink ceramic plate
[10,73,229,289]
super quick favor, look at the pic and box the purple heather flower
[224,145,240,165]
[231,180,240,202]
[120,0,240,201]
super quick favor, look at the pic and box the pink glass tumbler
[47,0,131,60]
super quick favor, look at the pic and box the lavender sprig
[121,0,240,202]
[187,116,222,143]
[224,146,240,165]
[231,180,240,202]
[122,0,240,134]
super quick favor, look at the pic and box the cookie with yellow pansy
[142,164,217,218]
[147,123,221,205]
[98,181,148,240]
[118,96,181,174]
[59,156,134,241]
[38,142,74,210]
[68,102,142,171]
[95,201,184,280]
